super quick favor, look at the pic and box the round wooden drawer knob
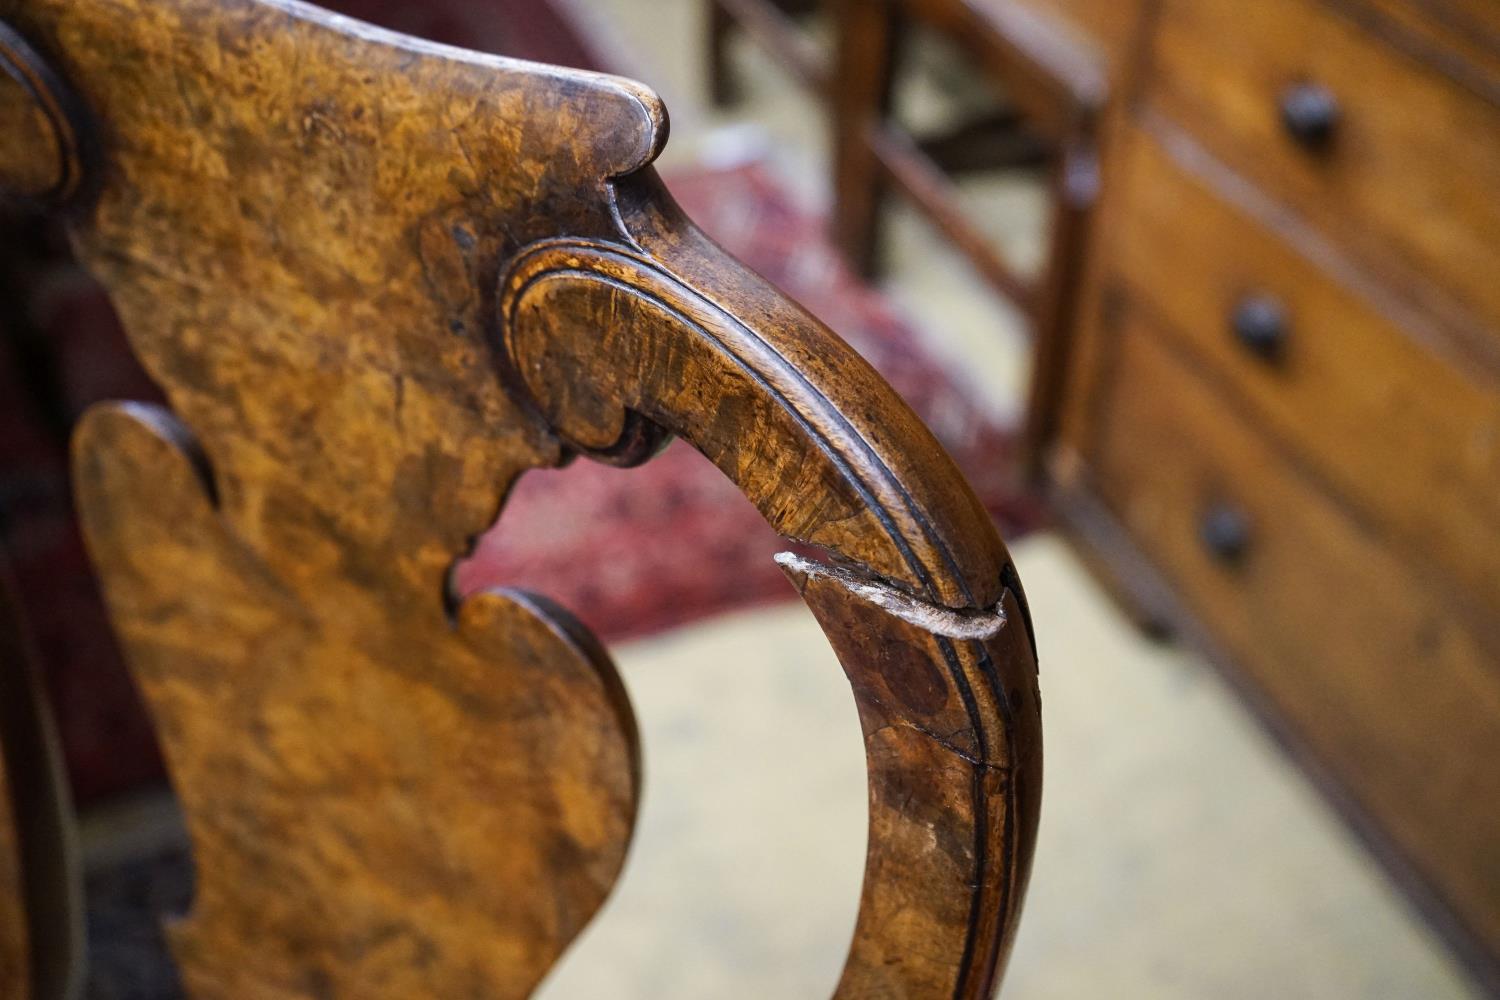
[1279,81,1340,150]
[1231,294,1288,362]
[1199,504,1253,566]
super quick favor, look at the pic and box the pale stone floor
[532,0,1487,996]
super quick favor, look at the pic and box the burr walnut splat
[0,0,1042,996]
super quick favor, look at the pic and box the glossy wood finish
[495,194,1043,993]
[78,400,642,998]
[784,557,1039,997]
[1150,0,1500,356]
[1112,123,1500,623]
[1034,0,1500,988]
[1,0,1041,994]
[1090,316,1500,966]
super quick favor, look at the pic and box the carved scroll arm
[499,170,1043,999]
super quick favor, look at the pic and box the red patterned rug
[454,160,1043,641]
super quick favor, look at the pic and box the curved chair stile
[0,0,1042,996]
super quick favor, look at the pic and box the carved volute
[0,1,1042,995]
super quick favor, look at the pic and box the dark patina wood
[0,0,1041,995]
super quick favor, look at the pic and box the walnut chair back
[0,1,1041,995]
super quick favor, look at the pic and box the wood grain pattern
[1090,312,1500,971]
[782,557,1039,998]
[36,2,660,991]
[496,174,1042,995]
[1036,1,1500,986]
[0,0,1041,995]
[1150,0,1500,348]
[1112,122,1500,627]
[75,402,641,999]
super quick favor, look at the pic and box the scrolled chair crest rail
[0,0,1041,995]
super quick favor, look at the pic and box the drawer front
[1092,314,1500,954]
[1149,0,1500,331]
[1111,123,1500,619]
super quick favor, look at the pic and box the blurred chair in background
[706,0,1129,467]
[709,0,827,99]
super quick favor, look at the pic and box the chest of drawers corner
[1033,0,1500,987]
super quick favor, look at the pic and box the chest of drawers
[1036,0,1500,988]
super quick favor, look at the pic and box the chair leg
[707,0,738,107]
[1021,140,1099,480]
[831,0,898,280]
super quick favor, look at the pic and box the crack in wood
[774,551,1009,640]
